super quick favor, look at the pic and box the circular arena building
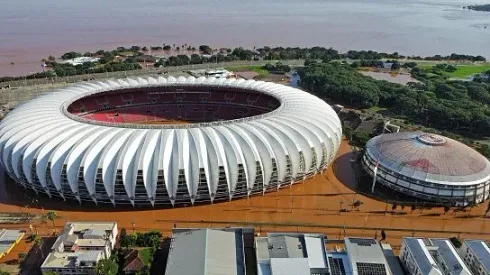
[0,76,342,206]
[362,132,490,206]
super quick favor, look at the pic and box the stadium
[0,76,342,206]
[362,132,490,206]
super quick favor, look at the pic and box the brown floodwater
[0,139,488,263]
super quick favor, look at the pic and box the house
[41,222,117,275]
[122,249,146,274]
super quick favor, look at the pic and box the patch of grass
[368,106,387,112]
[445,64,490,78]
[225,65,270,78]
[139,248,153,266]
[417,63,490,78]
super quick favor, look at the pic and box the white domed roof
[0,77,342,206]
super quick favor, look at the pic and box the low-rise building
[256,233,329,275]
[0,229,25,259]
[165,228,253,275]
[460,240,490,275]
[400,237,471,275]
[344,237,395,275]
[41,222,117,275]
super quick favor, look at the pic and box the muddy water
[0,140,488,258]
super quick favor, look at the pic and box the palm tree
[46,211,57,234]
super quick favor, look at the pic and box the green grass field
[417,63,490,78]
[225,65,270,78]
[445,64,490,78]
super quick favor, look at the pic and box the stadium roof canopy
[0,76,342,206]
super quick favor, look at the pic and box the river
[1,0,489,76]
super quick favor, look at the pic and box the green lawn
[139,248,153,266]
[417,63,490,78]
[368,106,387,112]
[445,64,490,78]
[225,65,270,78]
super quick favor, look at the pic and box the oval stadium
[362,132,490,206]
[0,76,342,206]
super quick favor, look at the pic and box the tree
[96,258,118,275]
[390,62,401,71]
[449,237,462,248]
[18,252,27,264]
[46,210,57,234]
[199,45,212,55]
[127,233,137,248]
[44,271,59,275]
[443,205,450,215]
[61,51,81,60]
[119,228,129,249]
[351,200,363,211]
[48,55,56,61]
[0,270,10,275]
[351,131,371,147]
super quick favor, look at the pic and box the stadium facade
[363,132,490,206]
[0,76,342,206]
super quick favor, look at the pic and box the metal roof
[465,240,490,273]
[0,76,342,206]
[165,228,245,275]
[269,258,310,275]
[430,239,471,275]
[344,238,391,275]
[403,238,441,275]
[365,132,490,186]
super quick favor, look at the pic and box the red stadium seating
[70,87,279,124]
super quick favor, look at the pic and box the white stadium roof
[0,76,342,206]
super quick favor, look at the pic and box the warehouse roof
[165,228,245,275]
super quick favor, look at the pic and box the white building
[41,222,118,275]
[344,238,395,275]
[256,233,329,275]
[400,237,471,275]
[460,240,490,275]
[401,238,443,275]
[59,56,100,66]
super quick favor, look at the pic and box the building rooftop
[403,237,442,275]
[344,238,391,275]
[51,222,115,251]
[429,238,471,275]
[165,228,246,275]
[465,239,490,273]
[42,251,103,268]
[256,233,328,275]
[365,132,490,185]
[0,229,25,257]
[269,258,310,275]
[42,222,116,269]
[380,243,404,275]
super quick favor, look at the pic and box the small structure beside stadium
[0,229,25,259]
[362,132,490,206]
